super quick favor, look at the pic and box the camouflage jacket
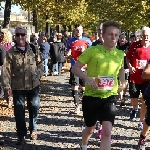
[2,43,43,90]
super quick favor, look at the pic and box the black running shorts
[129,81,149,98]
[82,95,118,127]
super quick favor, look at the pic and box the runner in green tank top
[79,45,124,98]
[71,20,126,150]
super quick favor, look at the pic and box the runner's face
[141,30,150,44]
[103,26,119,48]
[74,26,83,37]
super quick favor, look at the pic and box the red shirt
[67,37,92,66]
[126,40,150,84]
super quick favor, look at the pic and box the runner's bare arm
[71,60,88,80]
[126,58,136,74]
[126,58,132,68]
[142,62,150,79]
[118,66,126,89]
[72,61,98,89]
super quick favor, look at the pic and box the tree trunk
[45,12,50,36]
[32,10,38,33]
[68,25,72,32]
[63,25,66,32]
[3,0,11,28]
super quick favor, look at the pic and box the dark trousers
[58,62,63,75]
[12,86,40,137]
[50,61,63,75]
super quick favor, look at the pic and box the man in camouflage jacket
[2,26,43,145]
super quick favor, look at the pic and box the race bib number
[136,60,147,69]
[97,76,114,90]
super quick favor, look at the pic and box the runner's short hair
[102,21,121,34]
[74,23,82,29]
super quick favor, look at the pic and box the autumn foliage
[1,0,150,31]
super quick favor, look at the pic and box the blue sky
[1,2,21,14]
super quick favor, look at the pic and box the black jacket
[92,39,103,46]
[50,42,66,63]
[29,43,38,55]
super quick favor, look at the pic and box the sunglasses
[16,33,26,37]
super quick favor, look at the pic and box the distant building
[0,13,32,27]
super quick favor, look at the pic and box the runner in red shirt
[67,24,92,114]
[126,26,150,130]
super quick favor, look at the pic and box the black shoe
[120,102,125,107]
[16,136,26,145]
[138,138,145,150]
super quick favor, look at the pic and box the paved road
[0,72,150,150]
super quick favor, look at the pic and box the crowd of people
[0,21,150,150]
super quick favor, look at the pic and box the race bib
[97,76,114,90]
[136,60,147,69]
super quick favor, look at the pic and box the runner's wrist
[84,76,89,82]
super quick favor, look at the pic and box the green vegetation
[0,0,150,32]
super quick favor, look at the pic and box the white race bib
[97,76,114,90]
[136,60,147,69]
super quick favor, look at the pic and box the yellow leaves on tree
[7,0,150,31]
